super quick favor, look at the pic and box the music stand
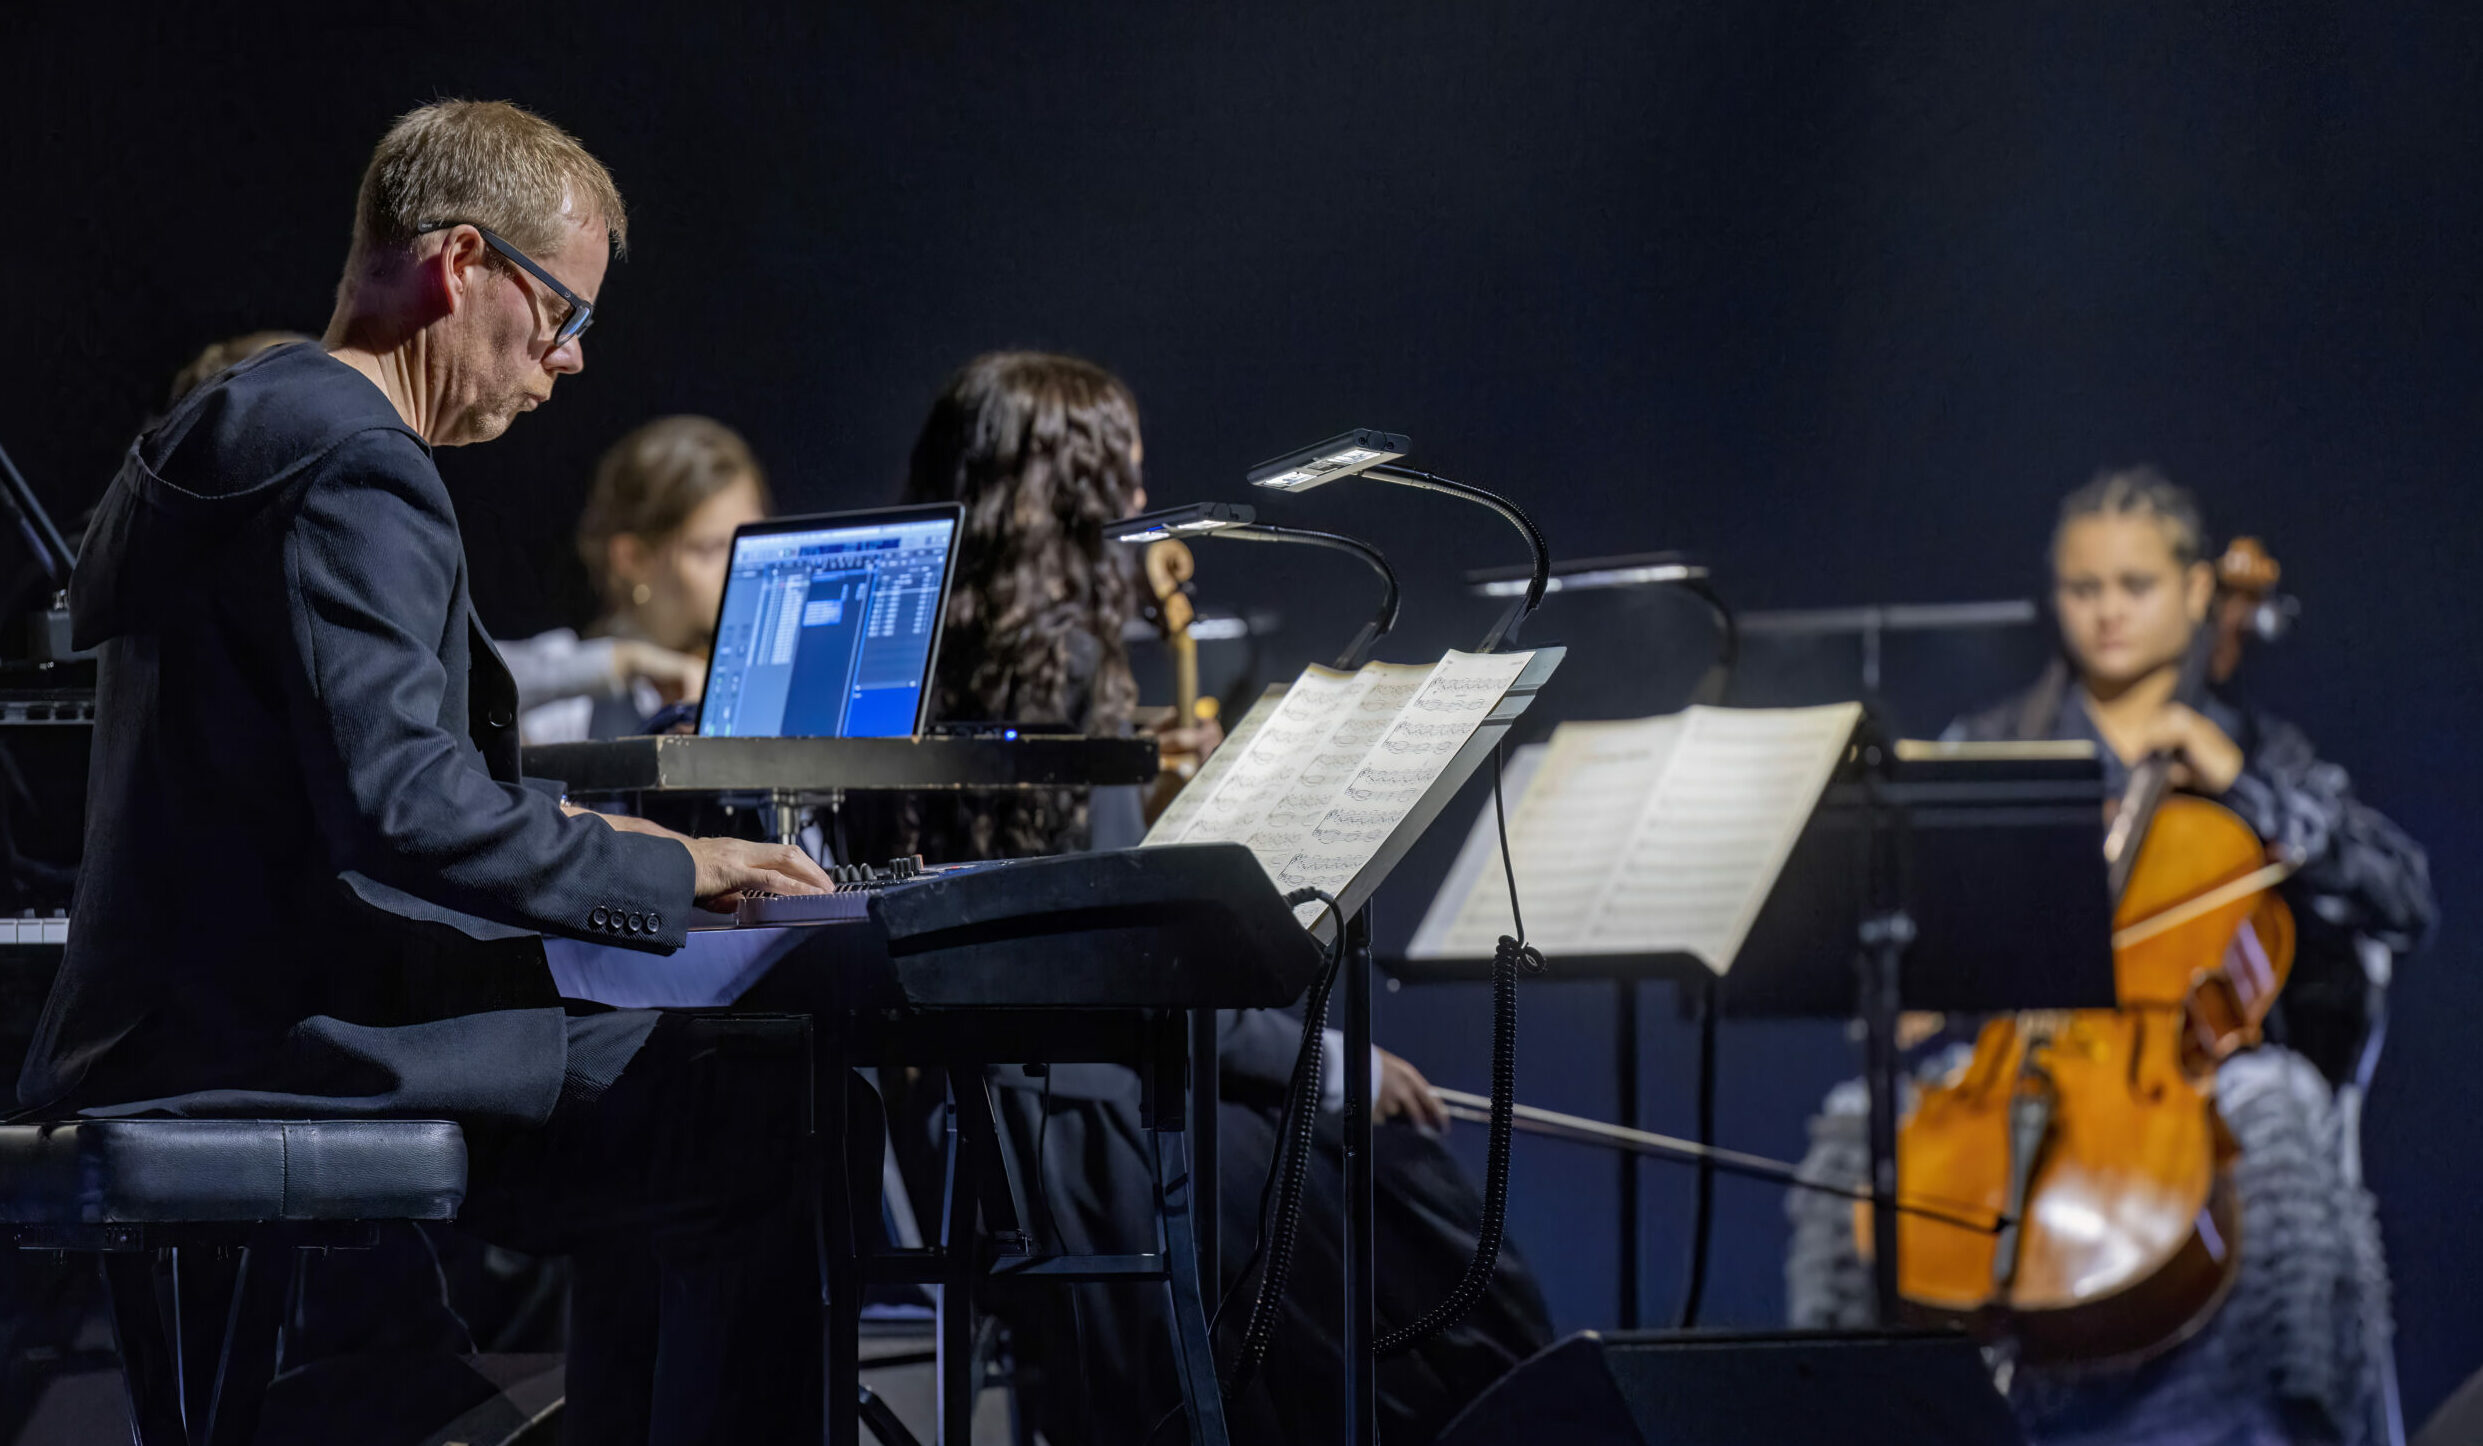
[1391,728,2114,1322]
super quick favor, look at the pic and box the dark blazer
[18,344,694,1126]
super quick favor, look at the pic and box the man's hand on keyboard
[684,837,834,910]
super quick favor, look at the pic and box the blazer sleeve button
[589,906,609,929]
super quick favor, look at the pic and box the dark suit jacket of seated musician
[17,341,696,1124]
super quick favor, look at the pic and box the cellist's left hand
[2135,704,2246,795]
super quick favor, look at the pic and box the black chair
[0,1117,466,1446]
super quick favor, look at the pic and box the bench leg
[99,1252,185,1446]
[202,1236,292,1446]
[172,1245,239,1435]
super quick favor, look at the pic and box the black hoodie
[18,342,692,1124]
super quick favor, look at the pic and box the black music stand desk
[1390,743,2115,1323]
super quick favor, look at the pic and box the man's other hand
[684,837,834,910]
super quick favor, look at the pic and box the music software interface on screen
[699,517,956,738]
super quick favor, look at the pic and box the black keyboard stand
[697,844,1322,1446]
[810,1007,1226,1446]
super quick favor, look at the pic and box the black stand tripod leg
[1615,975,1641,1329]
[1859,910,1915,1323]
[1342,909,1378,1446]
[1191,1007,1219,1294]
[822,1034,863,1446]
[1154,1129,1232,1446]
[937,1068,997,1446]
[858,1384,925,1446]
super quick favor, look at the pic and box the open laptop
[695,503,964,738]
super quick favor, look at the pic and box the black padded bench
[1,1117,467,1446]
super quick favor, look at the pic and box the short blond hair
[351,99,626,263]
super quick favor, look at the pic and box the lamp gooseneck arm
[1361,464,1550,651]
[1678,574,1739,705]
[1220,524,1401,669]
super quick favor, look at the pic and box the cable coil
[1376,742,1544,1358]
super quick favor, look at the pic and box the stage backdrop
[8,0,2479,1419]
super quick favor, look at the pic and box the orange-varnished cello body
[1858,538,2298,1369]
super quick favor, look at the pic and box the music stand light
[1246,430,1551,652]
[1117,502,1400,669]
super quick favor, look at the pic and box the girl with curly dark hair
[890,350,1157,857]
[863,351,1553,1445]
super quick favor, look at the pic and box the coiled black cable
[1222,886,1348,1397]
[1375,742,1543,1358]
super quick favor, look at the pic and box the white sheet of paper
[1234,661,1433,876]
[1271,650,1536,918]
[1410,716,1682,958]
[1153,664,1365,847]
[1407,702,1860,972]
[1143,683,1286,845]
[1406,740,1548,959]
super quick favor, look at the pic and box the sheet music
[1405,741,1548,959]
[1410,716,1683,958]
[1270,650,1536,919]
[1408,702,1860,972]
[1236,661,1432,876]
[1150,664,1366,847]
[1142,683,1285,845]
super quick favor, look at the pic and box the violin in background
[1141,538,1223,816]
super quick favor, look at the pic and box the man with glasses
[24,99,833,1441]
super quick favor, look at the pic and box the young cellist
[1786,468,2434,1446]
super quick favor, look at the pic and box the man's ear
[421,227,490,325]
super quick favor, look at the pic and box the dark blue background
[6,1,2477,1420]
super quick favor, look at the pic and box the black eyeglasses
[416,220,595,346]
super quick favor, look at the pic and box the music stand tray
[1391,745,2115,1016]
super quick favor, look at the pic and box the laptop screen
[697,504,963,738]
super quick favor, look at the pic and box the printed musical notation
[1266,650,1534,920]
[1408,702,1861,972]
[1146,651,1539,924]
[1143,682,1284,844]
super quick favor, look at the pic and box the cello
[1857,537,2298,1368]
